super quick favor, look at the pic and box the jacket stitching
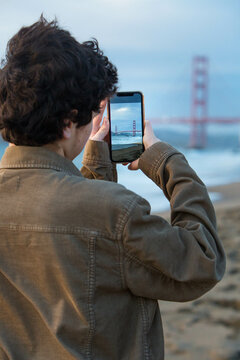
[0,162,81,176]
[81,166,112,181]
[82,158,112,166]
[115,196,137,240]
[115,196,139,290]
[150,150,179,180]
[138,297,151,360]
[125,251,217,286]
[0,223,110,237]
[0,162,62,170]
[125,250,167,275]
[85,236,96,360]
[139,148,171,179]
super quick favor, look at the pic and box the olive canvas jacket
[0,140,226,360]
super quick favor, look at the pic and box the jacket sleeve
[80,140,117,182]
[122,142,226,302]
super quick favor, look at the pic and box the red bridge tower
[133,120,136,136]
[190,56,209,148]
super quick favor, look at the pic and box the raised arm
[121,124,226,301]
[80,100,117,182]
[81,139,117,181]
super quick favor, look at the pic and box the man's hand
[89,99,109,142]
[127,121,161,170]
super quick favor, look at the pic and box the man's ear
[62,119,74,139]
[62,110,78,139]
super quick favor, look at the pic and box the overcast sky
[0,0,239,118]
[111,103,142,131]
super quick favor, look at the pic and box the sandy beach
[157,182,240,360]
[111,143,143,162]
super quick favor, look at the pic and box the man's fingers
[128,159,139,171]
[143,120,161,149]
[91,113,102,135]
[100,116,109,134]
[90,117,109,141]
[91,99,108,137]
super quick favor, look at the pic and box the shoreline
[156,181,240,218]
[208,181,240,211]
[157,181,240,359]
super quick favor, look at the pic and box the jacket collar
[0,145,82,177]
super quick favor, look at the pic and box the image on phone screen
[109,92,144,162]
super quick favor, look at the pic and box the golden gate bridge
[113,57,240,148]
[114,120,142,137]
[150,56,240,148]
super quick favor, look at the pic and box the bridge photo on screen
[110,100,143,162]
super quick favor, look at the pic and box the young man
[0,17,225,360]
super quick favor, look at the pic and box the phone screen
[108,92,144,162]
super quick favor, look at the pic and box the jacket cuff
[139,141,180,180]
[83,140,111,165]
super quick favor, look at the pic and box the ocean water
[116,123,240,212]
[111,132,142,146]
[1,123,240,213]
[114,123,240,212]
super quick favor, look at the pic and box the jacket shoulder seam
[115,195,139,289]
[150,150,180,179]
[0,223,110,238]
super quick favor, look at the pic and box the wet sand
[157,182,240,360]
[111,143,143,162]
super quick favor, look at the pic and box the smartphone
[108,91,145,163]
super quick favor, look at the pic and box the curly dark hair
[0,15,118,145]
